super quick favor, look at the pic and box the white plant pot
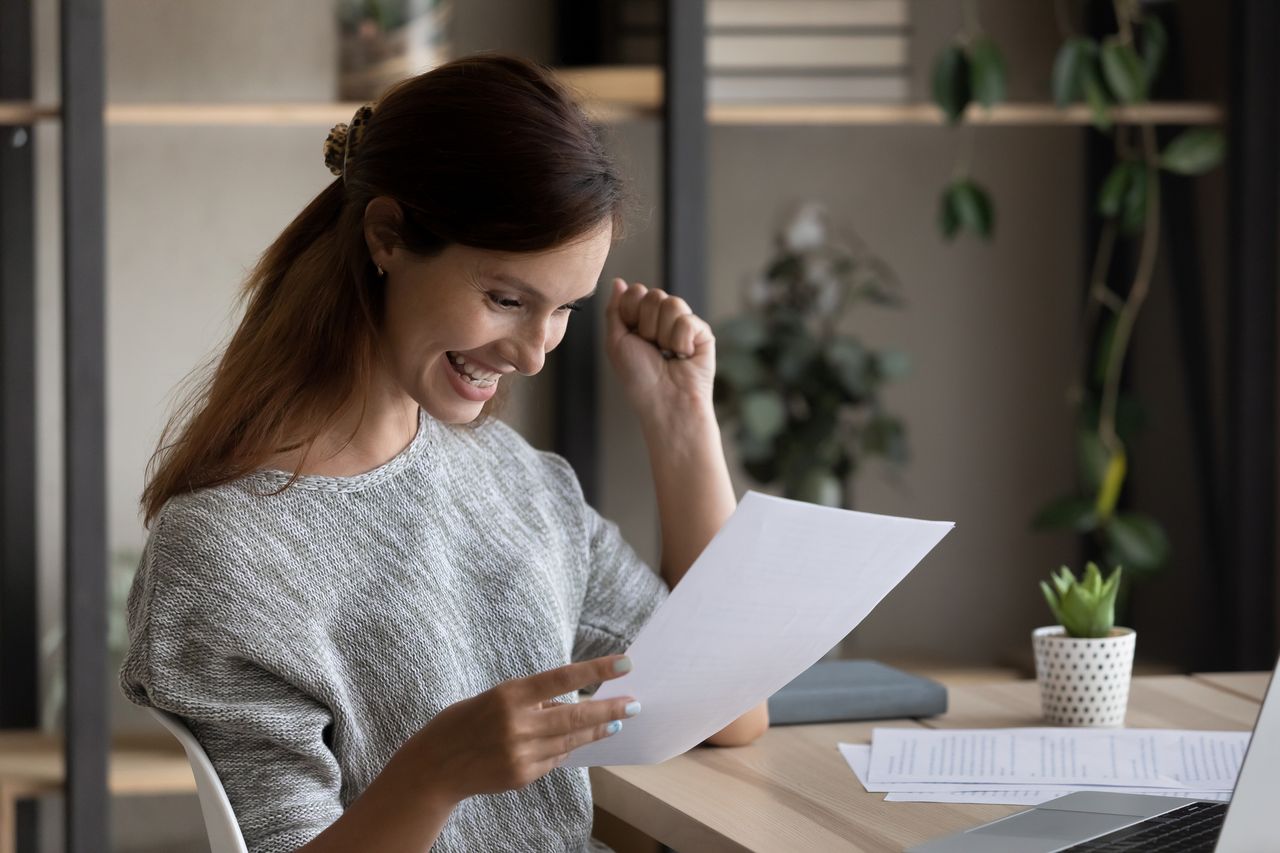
[1033,626,1136,727]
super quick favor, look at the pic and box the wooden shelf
[710,101,1225,126]
[0,67,1225,128]
[0,102,57,124]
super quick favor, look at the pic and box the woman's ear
[363,196,403,272]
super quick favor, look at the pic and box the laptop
[909,652,1279,853]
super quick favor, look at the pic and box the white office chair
[149,707,250,853]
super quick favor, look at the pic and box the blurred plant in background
[929,1,1226,589]
[713,204,910,507]
[336,0,452,101]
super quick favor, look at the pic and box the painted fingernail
[613,657,632,674]
[606,720,623,735]
[624,701,642,717]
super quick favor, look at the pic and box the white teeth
[448,352,500,385]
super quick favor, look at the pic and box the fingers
[518,654,632,704]
[613,279,649,331]
[532,695,640,739]
[604,277,630,351]
[611,278,704,358]
[530,711,632,763]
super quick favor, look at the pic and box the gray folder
[766,659,947,725]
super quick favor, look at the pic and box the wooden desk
[0,732,194,853]
[590,673,1269,853]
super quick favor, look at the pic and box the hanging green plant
[929,2,1226,597]
[931,2,1006,242]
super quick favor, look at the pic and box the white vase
[1032,626,1136,727]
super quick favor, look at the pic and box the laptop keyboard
[1064,802,1228,852]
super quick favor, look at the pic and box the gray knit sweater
[120,410,669,853]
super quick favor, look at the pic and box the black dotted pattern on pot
[1033,628,1136,727]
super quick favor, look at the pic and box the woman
[121,54,767,853]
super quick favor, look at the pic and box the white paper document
[839,743,1233,806]
[563,491,954,767]
[863,728,1251,790]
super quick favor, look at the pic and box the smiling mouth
[446,351,501,387]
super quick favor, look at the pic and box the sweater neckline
[245,408,431,493]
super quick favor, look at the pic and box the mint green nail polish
[613,657,632,674]
[606,720,623,735]
[624,701,642,717]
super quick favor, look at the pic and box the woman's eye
[559,302,584,313]
[488,294,522,309]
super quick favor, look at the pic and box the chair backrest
[149,707,249,853]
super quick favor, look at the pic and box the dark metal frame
[1,0,41,845]
[554,0,707,504]
[2,1,109,848]
[662,0,708,317]
[62,0,110,847]
[1226,0,1279,669]
[1,0,39,733]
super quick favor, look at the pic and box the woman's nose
[511,320,549,376]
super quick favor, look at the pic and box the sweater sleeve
[571,501,670,662]
[120,521,344,853]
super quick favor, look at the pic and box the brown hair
[142,54,627,525]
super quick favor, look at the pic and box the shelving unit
[0,64,1227,128]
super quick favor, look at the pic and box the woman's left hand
[605,277,716,421]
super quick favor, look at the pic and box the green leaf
[938,186,961,240]
[1083,70,1113,131]
[952,180,995,239]
[1060,584,1100,637]
[1160,128,1226,176]
[861,416,908,465]
[1077,428,1110,492]
[741,444,779,483]
[776,330,820,383]
[1100,37,1148,103]
[1031,496,1098,532]
[1052,37,1097,107]
[787,468,844,507]
[824,336,869,398]
[1094,449,1127,521]
[740,389,788,441]
[1141,16,1168,86]
[1097,160,1134,218]
[874,350,912,380]
[1084,561,1103,595]
[716,315,768,350]
[968,36,1007,108]
[1100,564,1123,600]
[1105,512,1170,573]
[715,349,766,394]
[1121,163,1148,235]
[1040,581,1066,626]
[932,42,971,124]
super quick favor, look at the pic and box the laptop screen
[1214,651,1280,851]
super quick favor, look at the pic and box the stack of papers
[840,727,1252,805]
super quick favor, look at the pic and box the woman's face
[379,220,612,424]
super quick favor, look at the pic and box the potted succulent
[1034,562,1134,727]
